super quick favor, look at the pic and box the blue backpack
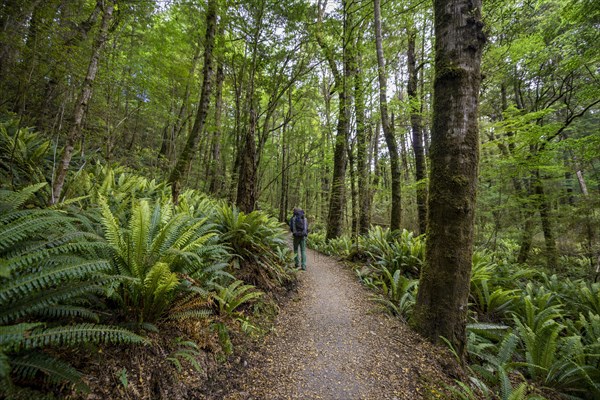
[291,211,307,237]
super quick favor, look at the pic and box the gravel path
[219,245,458,400]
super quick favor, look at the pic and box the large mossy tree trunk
[533,169,559,268]
[374,0,401,231]
[411,0,485,359]
[168,0,217,205]
[235,1,266,214]
[237,108,258,213]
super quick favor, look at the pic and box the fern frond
[0,183,47,211]
[0,259,111,304]
[169,309,213,321]
[0,212,77,253]
[10,352,88,392]
[16,324,146,351]
[0,323,44,348]
[32,305,100,322]
[4,240,111,276]
[0,282,109,324]
[99,197,124,257]
[130,199,151,277]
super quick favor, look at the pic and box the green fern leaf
[10,352,88,392]
[0,282,109,324]
[0,259,111,304]
[18,323,146,351]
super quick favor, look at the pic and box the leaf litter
[201,245,464,399]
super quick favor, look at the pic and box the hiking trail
[206,243,458,400]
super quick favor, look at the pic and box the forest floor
[200,242,464,400]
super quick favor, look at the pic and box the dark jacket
[290,209,308,237]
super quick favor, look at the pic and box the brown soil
[201,246,462,400]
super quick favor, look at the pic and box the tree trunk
[517,210,535,264]
[348,140,358,240]
[354,38,370,235]
[208,57,225,195]
[374,0,401,231]
[168,0,217,205]
[278,124,289,222]
[50,1,113,205]
[318,0,351,240]
[411,0,485,359]
[407,29,427,235]
[325,78,349,239]
[370,121,381,224]
[237,107,258,213]
[534,169,558,268]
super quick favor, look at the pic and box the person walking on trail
[290,207,308,270]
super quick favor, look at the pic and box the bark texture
[411,0,485,358]
[208,59,225,195]
[317,0,350,240]
[168,0,217,204]
[407,30,427,235]
[354,40,370,235]
[374,0,401,231]
[50,1,113,204]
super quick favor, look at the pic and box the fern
[31,305,100,323]
[14,324,145,351]
[0,183,47,211]
[101,196,231,322]
[167,338,203,373]
[0,259,111,303]
[10,352,88,392]
[213,280,263,316]
[0,186,144,395]
[0,278,114,325]
[215,206,294,290]
[578,282,600,316]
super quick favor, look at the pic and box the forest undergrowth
[0,144,298,399]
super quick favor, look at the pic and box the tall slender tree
[407,27,427,235]
[168,0,217,205]
[50,0,114,204]
[374,0,401,231]
[315,0,351,239]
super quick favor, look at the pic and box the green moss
[435,59,468,82]
[451,175,469,186]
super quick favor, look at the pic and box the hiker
[289,207,308,270]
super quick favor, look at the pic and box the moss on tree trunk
[410,0,485,359]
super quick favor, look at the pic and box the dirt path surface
[215,246,458,400]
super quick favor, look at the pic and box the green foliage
[469,252,519,321]
[0,185,144,396]
[100,196,230,322]
[367,267,417,320]
[167,338,203,373]
[213,280,263,317]
[215,206,294,290]
[360,227,424,277]
[0,116,51,191]
[577,282,600,316]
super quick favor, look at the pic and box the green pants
[293,236,306,269]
